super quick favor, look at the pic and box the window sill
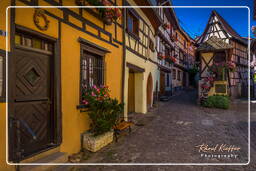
[126,30,140,41]
[77,104,89,112]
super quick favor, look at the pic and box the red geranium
[170,56,176,63]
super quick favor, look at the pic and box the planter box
[82,131,113,152]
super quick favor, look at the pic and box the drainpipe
[121,1,127,113]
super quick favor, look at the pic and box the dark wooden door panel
[14,102,50,157]
[10,47,54,161]
[15,49,50,101]
[160,72,165,95]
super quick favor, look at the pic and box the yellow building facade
[0,0,123,170]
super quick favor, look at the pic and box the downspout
[121,1,127,109]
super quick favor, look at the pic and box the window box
[76,104,89,112]
[75,0,121,26]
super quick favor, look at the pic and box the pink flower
[102,0,111,6]
[82,100,88,105]
[91,92,96,96]
[93,85,97,89]
[207,77,214,82]
[201,83,210,90]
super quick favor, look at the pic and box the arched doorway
[147,73,153,109]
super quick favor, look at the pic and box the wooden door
[183,72,186,87]
[128,72,135,113]
[10,48,54,161]
[147,73,153,109]
[160,72,165,95]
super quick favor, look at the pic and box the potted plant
[76,0,122,25]
[81,85,124,152]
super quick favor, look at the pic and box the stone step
[20,152,68,171]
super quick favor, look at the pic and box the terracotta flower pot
[103,16,113,25]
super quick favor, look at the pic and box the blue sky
[171,0,255,39]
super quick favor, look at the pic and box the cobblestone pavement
[70,90,256,171]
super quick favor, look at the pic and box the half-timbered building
[0,0,124,169]
[197,10,248,99]
[156,1,178,99]
[172,26,191,91]
[123,0,161,116]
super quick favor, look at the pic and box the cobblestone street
[71,90,256,171]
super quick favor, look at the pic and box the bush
[81,85,124,136]
[88,98,124,136]
[202,95,229,109]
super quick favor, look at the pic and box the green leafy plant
[188,66,199,75]
[202,95,230,109]
[75,0,122,25]
[81,85,124,136]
